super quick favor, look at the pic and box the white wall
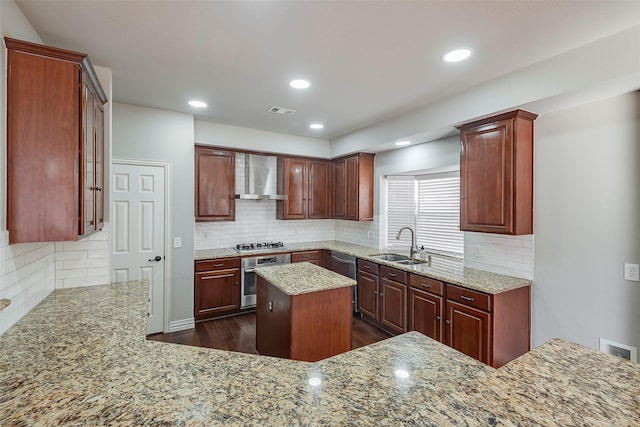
[533,91,640,353]
[196,121,331,158]
[112,103,195,325]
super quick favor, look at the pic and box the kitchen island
[0,280,638,425]
[255,262,356,361]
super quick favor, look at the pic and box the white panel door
[111,163,165,334]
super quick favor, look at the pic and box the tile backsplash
[54,223,110,289]
[0,241,55,335]
[464,232,534,280]
[195,201,380,250]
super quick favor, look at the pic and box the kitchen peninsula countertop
[1,281,638,425]
[196,240,531,294]
[255,262,356,295]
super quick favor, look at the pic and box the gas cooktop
[235,241,286,253]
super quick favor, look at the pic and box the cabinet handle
[95,187,102,192]
[213,263,224,267]
[244,268,255,273]
[268,301,273,312]
[388,273,396,277]
[364,265,371,269]
[420,283,431,288]
[460,295,474,302]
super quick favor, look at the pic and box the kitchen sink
[395,259,429,265]
[370,254,410,262]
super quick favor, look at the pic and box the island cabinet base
[256,276,352,362]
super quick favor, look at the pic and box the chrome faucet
[396,226,418,259]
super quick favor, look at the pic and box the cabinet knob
[460,195,465,200]
[445,320,450,324]
[234,282,239,286]
[379,292,383,296]
[95,187,102,192]
[436,315,441,321]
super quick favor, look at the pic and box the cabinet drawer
[409,274,444,296]
[446,284,491,312]
[292,250,320,263]
[379,266,408,284]
[358,259,379,275]
[195,257,240,272]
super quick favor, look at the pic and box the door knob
[149,256,162,262]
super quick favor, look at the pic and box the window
[386,172,463,256]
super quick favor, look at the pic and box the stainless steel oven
[240,253,291,308]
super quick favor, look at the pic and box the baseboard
[0,230,9,247]
[169,317,195,333]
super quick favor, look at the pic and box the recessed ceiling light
[442,48,472,63]
[394,141,411,146]
[309,123,324,130]
[290,79,310,89]
[188,100,207,108]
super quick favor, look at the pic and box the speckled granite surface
[195,240,531,294]
[2,281,638,426]
[255,262,356,295]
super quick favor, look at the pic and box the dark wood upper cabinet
[277,157,329,220]
[195,146,235,221]
[332,153,374,221]
[5,37,107,243]
[332,158,347,219]
[458,109,537,235]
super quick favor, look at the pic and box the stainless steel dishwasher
[329,251,360,315]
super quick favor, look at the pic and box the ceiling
[14,1,640,141]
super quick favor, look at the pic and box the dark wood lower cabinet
[408,287,443,342]
[357,270,379,320]
[445,300,491,365]
[407,272,530,368]
[379,278,407,334]
[194,258,241,321]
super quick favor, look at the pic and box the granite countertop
[1,280,638,426]
[195,240,531,295]
[255,262,356,295]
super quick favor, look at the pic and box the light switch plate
[173,237,182,249]
[623,263,639,282]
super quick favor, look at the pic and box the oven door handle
[244,268,256,273]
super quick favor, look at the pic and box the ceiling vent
[268,106,296,115]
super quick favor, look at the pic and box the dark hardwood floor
[148,313,391,355]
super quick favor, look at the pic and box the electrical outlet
[623,263,639,282]
[173,237,182,249]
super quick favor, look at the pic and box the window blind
[416,173,463,255]
[386,177,416,248]
[386,172,463,256]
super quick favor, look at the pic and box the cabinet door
[357,270,379,320]
[460,119,513,233]
[346,155,359,220]
[379,278,407,334]
[94,102,105,231]
[445,300,491,364]
[332,158,347,219]
[195,147,235,221]
[81,80,96,236]
[194,268,241,320]
[308,160,330,219]
[409,288,443,342]
[281,157,308,219]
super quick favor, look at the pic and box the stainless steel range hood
[235,153,287,200]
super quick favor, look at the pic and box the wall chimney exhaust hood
[235,153,287,200]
